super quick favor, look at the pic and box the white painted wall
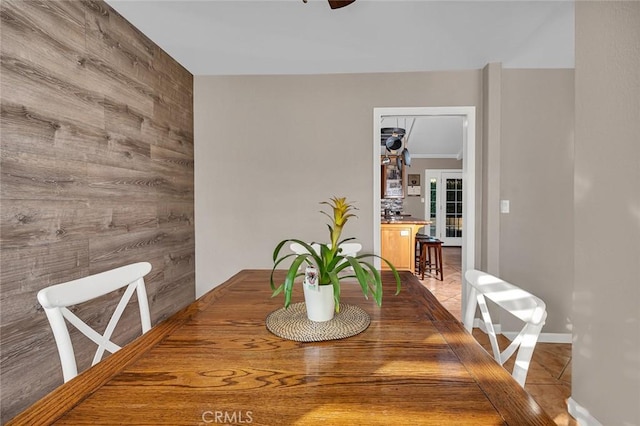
[194,71,483,297]
[500,68,575,336]
[572,2,640,425]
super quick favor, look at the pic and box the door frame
[425,169,463,246]
[373,106,476,320]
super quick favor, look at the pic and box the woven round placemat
[265,303,370,342]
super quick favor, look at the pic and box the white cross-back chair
[290,242,362,274]
[333,243,362,258]
[463,269,547,387]
[290,242,362,257]
[290,242,321,256]
[37,262,152,382]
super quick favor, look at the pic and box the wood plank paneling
[0,0,194,422]
[151,145,194,173]
[0,1,87,75]
[1,152,90,200]
[1,54,106,127]
[157,202,194,229]
[1,200,106,249]
[85,162,162,201]
[143,117,194,156]
[84,1,156,79]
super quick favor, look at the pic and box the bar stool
[415,234,430,271]
[417,237,444,281]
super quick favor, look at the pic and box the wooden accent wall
[0,1,195,421]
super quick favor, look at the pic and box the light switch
[421,197,425,203]
[500,200,510,214]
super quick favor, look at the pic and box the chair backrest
[463,269,547,387]
[289,242,321,255]
[289,242,362,274]
[37,262,152,382]
[335,242,362,257]
[289,242,361,257]
[289,242,361,260]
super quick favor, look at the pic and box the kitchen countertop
[381,217,429,225]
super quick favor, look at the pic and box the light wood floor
[417,246,577,426]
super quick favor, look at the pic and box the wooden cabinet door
[381,226,413,271]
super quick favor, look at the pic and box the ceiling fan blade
[328,0,355,9]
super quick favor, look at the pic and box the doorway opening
[373,107,476,320]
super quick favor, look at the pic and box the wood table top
[9,270,555,425]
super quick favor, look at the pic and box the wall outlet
[500,200,510,214]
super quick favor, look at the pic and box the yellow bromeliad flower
[320,196,357,252]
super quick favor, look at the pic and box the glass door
[426,175,438,238]
[441,172,463,246]
[424,170,463,246]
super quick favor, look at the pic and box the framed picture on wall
[386,179,403,197]
[408,174,420,196]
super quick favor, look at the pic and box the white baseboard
[568,397,603,426]
[541,332,572,343]
[504,331,572,344]
[472,319,572,343]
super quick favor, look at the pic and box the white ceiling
[106,0,574,76]
[105,0,574,158]
[381,115,464,159]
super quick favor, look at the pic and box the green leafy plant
[270,197,401,311]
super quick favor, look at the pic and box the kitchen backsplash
[381,198,404,214]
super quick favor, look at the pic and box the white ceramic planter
[303,283,335,322]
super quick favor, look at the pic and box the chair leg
[437,244,443,281]
[420,244,426,280]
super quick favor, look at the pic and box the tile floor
[417,246,577,426]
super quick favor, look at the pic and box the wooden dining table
[10,270,555,425]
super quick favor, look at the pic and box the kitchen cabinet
[381,156,405,198]
[380,222,426,273]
